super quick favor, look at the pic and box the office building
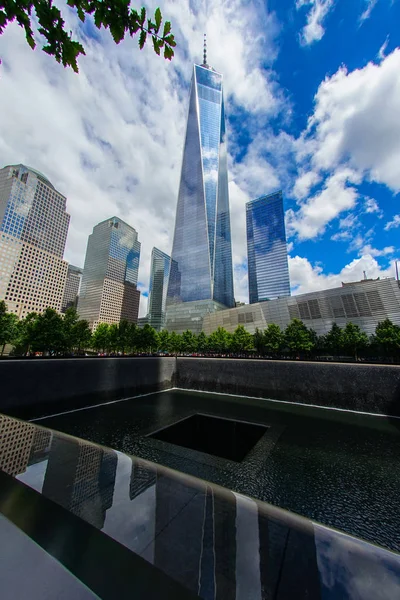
[77,217,140,329]
[246,191,290,304]
[165,50,234,332]
[0,164,70,318]
[147,247,171,331]
[62,264,83,312]
[203,277,400,337]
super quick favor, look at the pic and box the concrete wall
[0,357,177,419]
[176,358,400,416]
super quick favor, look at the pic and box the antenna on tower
[203,33,207,66]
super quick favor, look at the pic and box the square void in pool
[148,414,268,462]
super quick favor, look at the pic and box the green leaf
[154,7,161,32]
[152,35,160,55]
[138,29,146,49]
[163,20,171,36]
[164,44,173,60]
[140,7,146,25]
[164,34,176,47]
[26,32,36,49]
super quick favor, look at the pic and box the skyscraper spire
[203,33,207,66]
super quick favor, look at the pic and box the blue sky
[0,0,399,314]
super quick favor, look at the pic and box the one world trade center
[166,43,235,332]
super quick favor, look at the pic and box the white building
[203,278,400,337]
[0,165,70,318]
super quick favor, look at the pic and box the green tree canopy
[31,307,65,354]
[0,1,176,72]
[208,326,231,353]
[231,325,253,353]
[324,323,343,355]
[180,330,197,353]
[167,331,181,354]
[138,323,158,352]
[341,322,369,359]
[0,301,19,354]
[373,319,400,355]
[263,323,284,354]
[196,331,208,353]
[253,328,265,354]
[284,319,315,354]
[157,329,170,352]
[91,322,110,353]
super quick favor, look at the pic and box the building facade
[246,191,290,304]
[62,264,83,312]
[77,217,141,329]
[0,164,69,318]
[147,247,171,331]
[166,57,234,332]
[203,278,400,337]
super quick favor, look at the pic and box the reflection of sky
[102,452,156,560]
[16,459,48,493]
[314,524,400,600]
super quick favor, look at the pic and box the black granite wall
[176,358,400,416]
[0,357,177,419]
[2,357,400,419]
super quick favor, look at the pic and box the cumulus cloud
[292,170,321,200]
[286,168,360,240]
[305,48,400,192]
[363,197,382,216]
[384,215,400,231]
[289,253,397,295]
[296,0,335,45]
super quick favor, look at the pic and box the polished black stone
[149,414,268,462]
[1,411,400,599]
[38,389,400,554]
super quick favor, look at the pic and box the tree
[0,1,176,72]
[253,328,265,354]
[284,319,315,354]
[180,330,197,353]
[91,323,110,353]
[341,322,369,360]
[208,327,231,353]
[71,319,91,352]
[32,307,65,354]
[17,312,39,355]
[157,329,170,352]
[167,331,181,354]
[63,306,79,352]
[139,323,158,352]
[117,319,131,355]
[231,325,253,353]
[324,323,343,356]
[0,301,18,355]
[108,323,120,353]
[373,319,400,356]
[196,331,208,354]
[263,323,284,354]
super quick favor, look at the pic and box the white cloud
[296,0,335,45]
[363,197,382,216]
[0,0,283,317]
[384,215,400,231]
[360,0,378,23]
[286,168,360,240]
[289,252,397,295]
[377,35,389,61]
[292,170,321,200]
[306,48,400,192]
[360,244,395,257]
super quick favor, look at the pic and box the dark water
[38,389,400,553]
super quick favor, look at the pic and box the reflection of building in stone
[0,415,35,476]
[130,461,156,500]
[43,436,117,529]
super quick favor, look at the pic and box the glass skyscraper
[77,217,141,329]
[246,191,290,304]
[147,247,171,331]
[166,58,234,332]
